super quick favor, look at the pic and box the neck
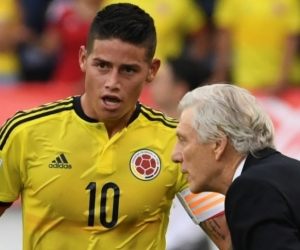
[218,150,247,195]
[80,94,135,138]
[104,119,129,138]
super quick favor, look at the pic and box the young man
[0,4,230,249]
[172,83,300,249]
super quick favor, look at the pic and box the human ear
[79,46,87,72]
[146,59,161,82]
[213,136,228,161]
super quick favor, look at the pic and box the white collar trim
[232,157,247,182]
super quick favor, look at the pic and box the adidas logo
[49,154,72,169]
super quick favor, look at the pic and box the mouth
[102,95,121,109]
[181,168,188,174]
[181,170,188,176]
[181,168,189,177]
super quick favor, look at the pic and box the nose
[105,69,120,90]
[171,143,183,164]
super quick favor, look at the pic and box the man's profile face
[79,38,160,122]
[172,107,216,193]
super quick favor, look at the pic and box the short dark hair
[168,56,211,91]
[86,3,157,61]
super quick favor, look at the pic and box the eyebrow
[93,57,142,68]
[175,130,184,138]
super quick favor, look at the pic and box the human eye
[176,135,185,144]
[121,66,137,74]
[178,136,185,143]
[98,62,107,69]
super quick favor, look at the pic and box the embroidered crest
[130,150,161,181]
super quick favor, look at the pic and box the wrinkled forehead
[179,107,194,123]
[176,107,195,135]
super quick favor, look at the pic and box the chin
[190,181,210,194]
[189,184,201,194]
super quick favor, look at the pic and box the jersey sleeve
[0,118,23,203]
[176,189,225,224]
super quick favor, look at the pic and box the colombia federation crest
[130,149,161,181]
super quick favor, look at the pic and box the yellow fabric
[0,96,223,250]
[100,0,205,62]
[214,0,300,89]
[0,0,20,76]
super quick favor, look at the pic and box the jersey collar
[73,95,141,126]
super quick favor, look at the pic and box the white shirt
[232,157,247,182]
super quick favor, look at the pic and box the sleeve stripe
[0,106,74,150]
[185,193,200,202]
[140,104,178,128]
[187,192,221,209]
[176,190,225,223]
[193,197,225,216]
[0,97,73,138]
[140,109,178,128]
[0,98,74,150]
[141,104,178,123]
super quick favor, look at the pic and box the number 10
[86,182,120,228]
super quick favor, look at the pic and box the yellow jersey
[0,0,21,77]
[214,0,300,89]
[0,96,224,250]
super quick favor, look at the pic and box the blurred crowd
[1,0,299,96]
[0,0,300,250]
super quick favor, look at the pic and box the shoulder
[226,153,300,203]
[241,152,300,181]
[225,174,284,220]
[138,103,178,131]
[228,173,273,195]
[0,96,74,150]
[228,152,300,196]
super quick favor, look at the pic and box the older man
[172,83,300,250]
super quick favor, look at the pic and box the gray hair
[178,83,275,154]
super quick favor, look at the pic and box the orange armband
[176,189,225,224]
